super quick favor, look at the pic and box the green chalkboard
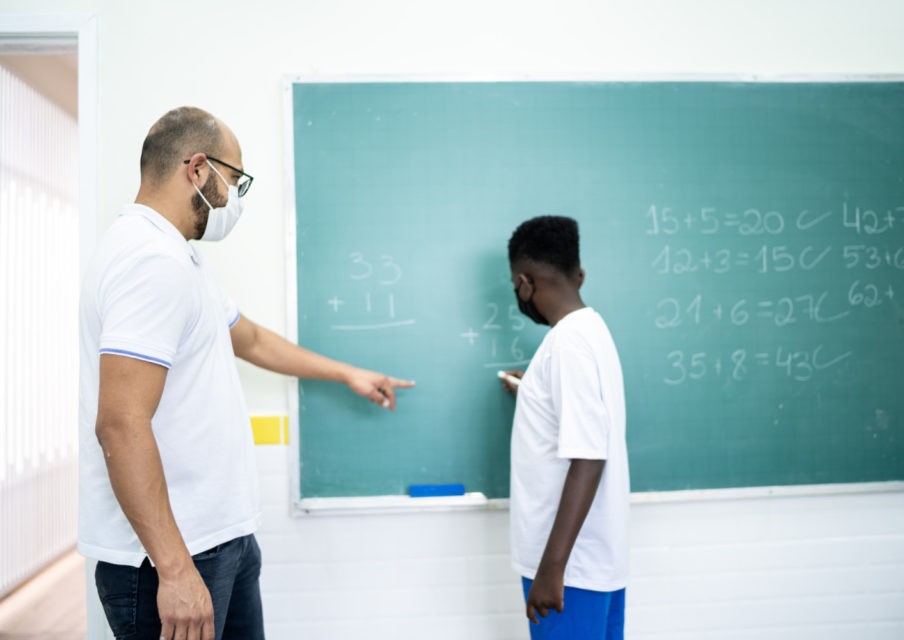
[290,81,904,498]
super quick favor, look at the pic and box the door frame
[0,13,99,271]
[0,12,101,638]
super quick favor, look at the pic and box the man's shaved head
[139,106,225,186]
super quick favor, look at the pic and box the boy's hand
[526,566,564,624]
[500,369,523,396]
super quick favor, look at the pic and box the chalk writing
[650,244,834,275]
[842,203,903,235]
[642,199,902,388]
[328,252,415,331]
[461,302,531,369]
[663,345,853,385]
[646,202,904,236]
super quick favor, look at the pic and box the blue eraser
[409,483,466,497]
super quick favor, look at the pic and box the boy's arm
[525,458,605,624]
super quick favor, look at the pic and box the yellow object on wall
[250,415,289,445]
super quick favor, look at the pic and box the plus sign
[327,296,345,312]
[460,328,479,345]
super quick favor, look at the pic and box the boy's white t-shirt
[78,204,260,566]
[510,307,630,592]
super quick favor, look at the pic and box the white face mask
[193,160,244,241]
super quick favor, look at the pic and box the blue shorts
[521,577,625,640]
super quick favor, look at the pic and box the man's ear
[576,268,585,288]
[185,153,208,187]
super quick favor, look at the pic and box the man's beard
[191,171,224,239]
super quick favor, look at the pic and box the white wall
[2,1,903,637]
[256,443,904,639]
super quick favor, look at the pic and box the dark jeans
[95,534,264,640]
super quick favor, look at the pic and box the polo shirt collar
[122,203,202,265]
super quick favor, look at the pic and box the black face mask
[514,285,549,326]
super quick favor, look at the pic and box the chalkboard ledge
[294,492,498,516]
[631,481,904,504]
[291,482,904,515]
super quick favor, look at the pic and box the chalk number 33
[349,252,402,285]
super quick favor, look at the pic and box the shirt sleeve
[97,253,197,368]
[551,345,612,460]
[225,298,240,328]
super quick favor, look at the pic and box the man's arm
[229,314,414,410]
[525,458,605,624]
[95,354,214,640]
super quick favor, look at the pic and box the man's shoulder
[83,218,197,310]
[97,214,192,271]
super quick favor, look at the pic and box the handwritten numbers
[349,252,373,280]
[843,203,896,235]
[483,303,501,330]
[848,280,883,308]
[378,255,402,285]
[508,305,526,331]
[654,295,702,329]
[663,346,849,386]
[645,205,679,235]
[348,252,403,285]
[731,350,747,381]
[464,303,530,367]
[328,252,412,330]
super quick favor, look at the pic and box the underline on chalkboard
[483,360,532,369]
[330,319,417,331]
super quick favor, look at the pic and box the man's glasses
[183,155,254,197]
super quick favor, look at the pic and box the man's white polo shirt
[78,203,260,567]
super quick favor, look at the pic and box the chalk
[409,483,466,498]
[497,370,521,387]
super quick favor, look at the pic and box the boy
[503,215,629,639]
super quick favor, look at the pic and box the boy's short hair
[508,215,580,274]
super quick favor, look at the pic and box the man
[501,215,629,639]
[79,106,414,640]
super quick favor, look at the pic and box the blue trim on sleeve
[99,348,172,368]
[228,310,240,328]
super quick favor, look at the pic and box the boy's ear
[515,273,534,300]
